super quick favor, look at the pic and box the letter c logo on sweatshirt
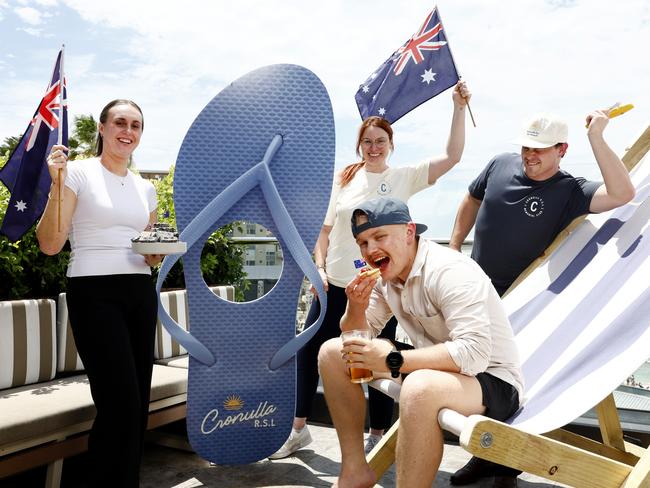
[377,181,392,195]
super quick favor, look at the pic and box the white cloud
[0,0,9,10]
[16,26,44,36]
[3,0,649,237]
[58,1,648,153]
[14,6,43,24]
[65,53,94,78]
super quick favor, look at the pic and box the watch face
[386,351,403,369]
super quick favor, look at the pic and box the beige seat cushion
[0,365,187,448]
[0,299,56,389]
[155,355,189,369]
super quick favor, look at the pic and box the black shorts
[393,341,519,422]
[476,372,520,422]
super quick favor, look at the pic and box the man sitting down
[318,197,524,488]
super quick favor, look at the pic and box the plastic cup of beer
[341,329,373,384]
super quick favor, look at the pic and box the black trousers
[67,274,157,488]
[296,283,397,430]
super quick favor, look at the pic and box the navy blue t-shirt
[469,152,600,296]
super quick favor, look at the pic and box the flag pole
[459,76,476,128]
[57,45,65,232]
[460,78,476,127]
[436,5,476,127]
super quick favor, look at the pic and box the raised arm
[340,271,378,332]
[449,192,481,251]
[427,80,471,185]
[36,145,77,255]
[586,110,636,213]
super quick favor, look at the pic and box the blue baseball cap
[351,197,427,238]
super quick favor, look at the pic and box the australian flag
[0,49,68,241]
[355,7,459,124]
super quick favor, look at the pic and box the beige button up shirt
[366,239,524,398]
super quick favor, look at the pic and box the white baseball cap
[511,113,568,148]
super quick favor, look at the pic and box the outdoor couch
[0,285,233,488]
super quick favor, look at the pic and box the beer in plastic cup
[341,329,373,384]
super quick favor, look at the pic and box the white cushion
[0,299,57,389]
[56,293,84,373]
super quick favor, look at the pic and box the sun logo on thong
[223,395,244,411]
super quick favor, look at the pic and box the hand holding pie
[359,267,381,279]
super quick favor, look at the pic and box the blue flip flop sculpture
[155,64,335,464]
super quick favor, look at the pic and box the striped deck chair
[368,125,650,488]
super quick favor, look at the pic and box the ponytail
[339,161,365,188]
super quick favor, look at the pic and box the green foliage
[0,155,69,299]
[152,166,249,301]
[68,115,97,160]
[0,230,70,300]
[155,165,177,224]
[1,136,21,158]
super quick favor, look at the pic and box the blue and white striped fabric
[506,150,650,434]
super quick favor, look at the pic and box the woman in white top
[270,81,472,459]
[36,100,162,488]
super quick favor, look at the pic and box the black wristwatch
[385,349,404,378]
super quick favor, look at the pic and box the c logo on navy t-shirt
[377,181,392,195]
[524,196,544,217]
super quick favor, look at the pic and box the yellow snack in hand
[608,103,634,119]
[586,103,634,127]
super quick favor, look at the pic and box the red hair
[339,116,394,188]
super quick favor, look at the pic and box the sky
[0,0,648,238]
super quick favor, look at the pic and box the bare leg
[293,417,307,430]
[396,369,485,488]
[319,338,376,488]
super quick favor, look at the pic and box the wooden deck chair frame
[367,125,650,488]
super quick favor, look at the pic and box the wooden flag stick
[466,100,476,128]
[57,45,65,232]
[57,173,62,231]
[435,6,476,128]
[458,75,476,127]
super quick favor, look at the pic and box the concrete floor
[0,423,569,487]
[138,424,568,488]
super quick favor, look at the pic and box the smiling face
[521,143,567,181]
[353,213,417,283]
[359,125,392,169]
[98,103,143,161]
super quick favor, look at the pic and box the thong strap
[155,135,327,369]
